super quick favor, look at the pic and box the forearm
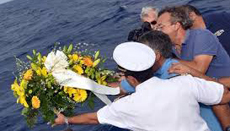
[184,66,217,82]
[178,59,208,74]
[212,104,230,130]
[219,78,230,88]
[67,112,99,125]
[219,86,230,104]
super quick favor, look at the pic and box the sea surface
[0,0,230,131]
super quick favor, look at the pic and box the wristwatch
[226,125,230,131]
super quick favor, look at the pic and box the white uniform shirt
[97,75,224,131]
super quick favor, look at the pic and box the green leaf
[93,59,100,67]
[33,50,36,56]
[22,107,29,116]
[67,44,73,54]
[31,63,37,71]
[63,46,67,53]
[94,51,100,60]
[23,108,38,128]
[26,55,33,61]
[102,58,107,63]
[101,75,107,81]
[69,59,73,65]
[47,81,52,88]
[90,73,95,79]
[37,53,42,63]
[85,67,90,74]
[88,97,94,109]
[95,72,100,80]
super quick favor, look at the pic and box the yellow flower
[36,67,42,76]
[73,65,84,75]
[17,95,29,108]
[11,80,20,92]
[23,69,33,80]
[72,54,79,62]
[12,80,25,95]
[32,96,40,109]
[67,88,77,97]
[64,86,68,93]
[73,89,87,102]
[12,80,29,108]
[20,79,28,89]
[41,67,48,78]
[83,57,93,67]
[42,56,47,63]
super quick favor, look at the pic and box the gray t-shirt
[173,29,230,78]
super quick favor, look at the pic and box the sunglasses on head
[150,20,157,25]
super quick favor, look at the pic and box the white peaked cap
[113,42,156,72]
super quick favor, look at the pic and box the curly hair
[158,6,193,30]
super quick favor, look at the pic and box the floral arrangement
[11,44,117,127]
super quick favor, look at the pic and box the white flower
[44,50,69,72]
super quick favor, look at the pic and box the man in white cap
[54,40,230,131]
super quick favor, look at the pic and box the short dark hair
[119,66,154,83]
[138,30,172,58]
[180,5,202,16]
[158,6,193,30]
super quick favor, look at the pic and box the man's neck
[191,16,206,29]
[152,57,166,72]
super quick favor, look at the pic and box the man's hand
[168,63,191,75]
[54,113,66,125]
[108,82,120,87]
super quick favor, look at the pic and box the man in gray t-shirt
[172,29,230,78]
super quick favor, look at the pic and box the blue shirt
[120,58,179,93]
[173,29,230,78]
[172,29,230,131]
[204,12,230,56]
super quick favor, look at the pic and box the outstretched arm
[54,112,99,125]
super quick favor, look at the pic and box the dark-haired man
[54,32,230,131]
[157,7,230,131]
[179,5,230,56]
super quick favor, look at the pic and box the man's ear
[126,76,139,87]
[155,52,161,61]
[173,22,181,31]
[189,12,197,21]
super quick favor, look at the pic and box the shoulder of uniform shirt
[136,76,160,89]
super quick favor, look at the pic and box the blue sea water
[0,0,230,131]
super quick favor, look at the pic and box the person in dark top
[127,6,158,42]
[127,22,152,42]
